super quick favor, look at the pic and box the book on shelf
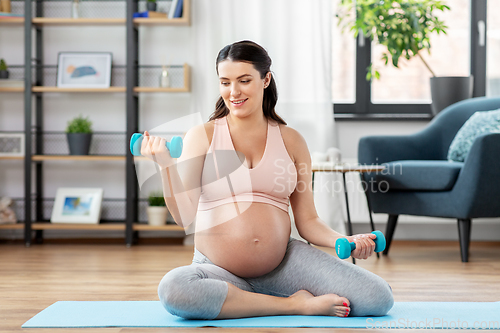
[0,12,24,18]
[168,0,183,19]
[133,11,167,18]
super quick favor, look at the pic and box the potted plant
[146,0,157,12]
[66,115,93,155]
[337,0,473,115]
[0,59,9,79]
[147,191,168,226]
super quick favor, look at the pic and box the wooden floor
[1,239,500,333]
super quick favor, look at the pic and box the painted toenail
[343,302,347,307]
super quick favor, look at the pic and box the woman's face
[217,60,271,119]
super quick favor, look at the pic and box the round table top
[311,162,386,173]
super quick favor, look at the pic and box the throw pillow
[447,109,500,162]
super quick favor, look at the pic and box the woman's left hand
[345,233,377,260]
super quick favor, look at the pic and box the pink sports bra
[198,116,298,212]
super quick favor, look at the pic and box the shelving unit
[0,0,191,245]
[0,2,26,232]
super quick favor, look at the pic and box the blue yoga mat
[22,301,500,329]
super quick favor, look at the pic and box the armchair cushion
[447,109,500,162]
[370,160,464,191]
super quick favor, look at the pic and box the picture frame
[51,188,103,224]
[56,52,112,88]
[0,133,25,157]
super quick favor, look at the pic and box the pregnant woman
[141,40,394,320]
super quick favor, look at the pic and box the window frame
[333,0,487,120]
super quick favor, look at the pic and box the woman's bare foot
[288,290,350,317]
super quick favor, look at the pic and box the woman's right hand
[140,131,176,169]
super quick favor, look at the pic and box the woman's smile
[231,98,248,107]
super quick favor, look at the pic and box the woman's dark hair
[209,40,286,125]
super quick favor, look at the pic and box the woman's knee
[158,267,191,316]
[353,278,394,317]
[158,265,228,320]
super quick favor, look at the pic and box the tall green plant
[66,115,93,134]
[337,0,450,80]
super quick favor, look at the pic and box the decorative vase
[159,66,170,88]
[146,1,157,11]
[67,133,92,155]
[71,0,80,18]
[0,70,9,79]
[147,206,168,226]
[430,76,474,116]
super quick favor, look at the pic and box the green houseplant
[65,115,93,155]
[147,191,168,226]
[337,0,472,115]
[0,59,9,79]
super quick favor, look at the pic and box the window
[332,0,355,103]
[333,0,487,118]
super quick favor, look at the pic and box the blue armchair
[358,96,500,262]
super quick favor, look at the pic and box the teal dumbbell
[335,230,386,259]
[130,133,183,158]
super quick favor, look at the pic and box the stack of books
[0,12,24,19]
[133,11,167,18]
[132,0,183,19]
[168,0,183,18]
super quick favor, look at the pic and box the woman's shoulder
[184,120,215,150]
[278,123,306,147]
[277,123,309,163]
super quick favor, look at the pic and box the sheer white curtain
[191,0,346,239]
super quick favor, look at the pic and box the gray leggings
[158,237,394,319]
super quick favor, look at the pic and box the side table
[312,163,386,263]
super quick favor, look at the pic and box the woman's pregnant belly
[194,202,291,278]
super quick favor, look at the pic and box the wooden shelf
[32,18,126,26]
[0,223,184,231]
[32,87,126,93]
[0,87,24,92]
[0,223,24,230]
[133,224,184,231]
[133,17,189,26]
[32,223,125,231]
[32,155,125,161]
[0,156,24,160]
[134,87,189,93]
[0,17,24,25]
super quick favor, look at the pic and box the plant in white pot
[147,191,168,226]
[337,0,473,115]
[66,115,93,155]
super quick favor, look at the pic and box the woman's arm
[284,127,376,259]
[141,124,210,229]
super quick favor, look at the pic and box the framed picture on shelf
[0,133,24,157]
[51,188,103,224]
[56,52,112,88]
